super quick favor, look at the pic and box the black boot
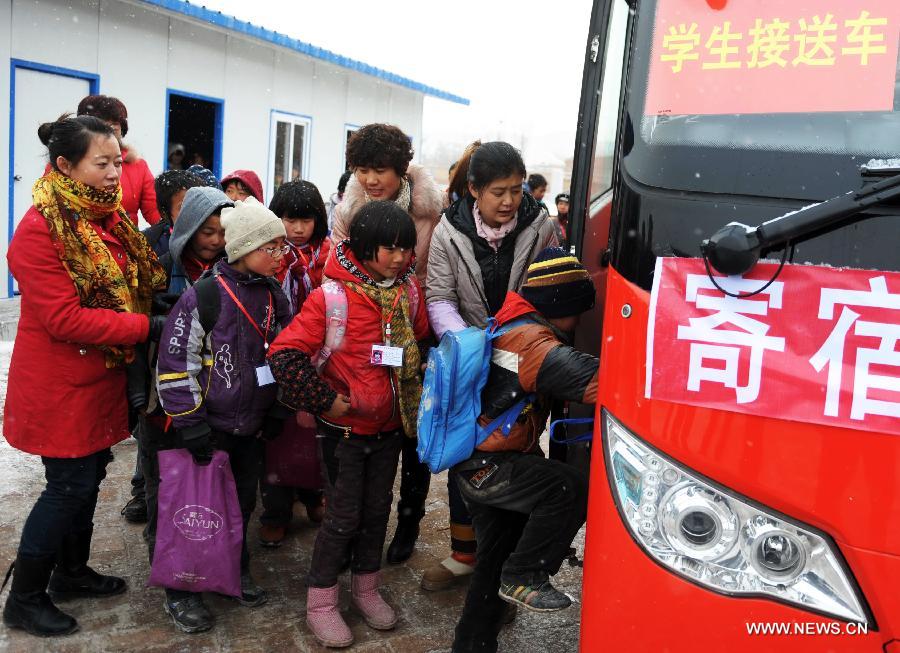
[48,528,126,599]
[386,514,422,565]
[121,495,148,524]
[2,555,78,637]
[234,570,268,608]
[164,589,213,634]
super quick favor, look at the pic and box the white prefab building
[0,0,467,297]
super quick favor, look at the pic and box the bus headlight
[603,410,872,626]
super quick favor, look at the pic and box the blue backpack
[417,318,533,473]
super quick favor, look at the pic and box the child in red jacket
[271,180,333,313]
[268,201,430,649]
[221,170,264,203]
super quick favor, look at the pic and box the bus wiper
[702,168,900,276]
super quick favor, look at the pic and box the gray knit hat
[220,197,287,263]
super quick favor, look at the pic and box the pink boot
[351,571,397,630]
[306,585,353,648]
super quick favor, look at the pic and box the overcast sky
[201,0,593,170]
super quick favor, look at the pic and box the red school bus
[565,0,900,650]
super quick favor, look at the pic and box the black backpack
[192,275,221,335]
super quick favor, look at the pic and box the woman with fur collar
[330,123,445,284]
[330,123,444,566]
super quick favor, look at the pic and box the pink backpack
[313,279,420,373]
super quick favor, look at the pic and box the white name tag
[255,364,276,386]
[371,344,404,367]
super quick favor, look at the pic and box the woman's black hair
[348,200,417,262]
[77,95,129,137]
[154,170,204,221]
[466,141,527,193]
[346,124,414,177]
[269,180,329,244]
[527,173,547,190]
[38,114,116,172]
[337,170,352,195]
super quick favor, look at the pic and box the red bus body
[569,1,900,649]
[580,267,900,650]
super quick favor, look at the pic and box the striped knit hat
[520,247,596,318]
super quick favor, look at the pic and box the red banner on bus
[646,258,900,435]
[645,0,900,115]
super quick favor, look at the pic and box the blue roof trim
[139,0,470,106]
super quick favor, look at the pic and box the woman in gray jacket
[423,141,557,592]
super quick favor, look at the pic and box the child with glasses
[155,197,292,633]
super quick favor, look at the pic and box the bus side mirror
[701,223,761,275]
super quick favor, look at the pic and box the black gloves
[152,292,181,315]
[178,424,214,463]
[125,357,150,412]
[260,416,285,442]
[148,315,168,343]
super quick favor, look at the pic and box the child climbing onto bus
[257,180,333,547]
[450,247,598,653]
[155,197,292,633]
[268,201,431,649]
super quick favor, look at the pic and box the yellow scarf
[350,281,422,438]
[32,170,167,367]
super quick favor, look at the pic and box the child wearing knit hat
[450,247,598,652]
[155,196,292,633]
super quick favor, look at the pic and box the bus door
[560,0,632,472]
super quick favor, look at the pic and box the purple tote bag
[148,449,242,597]
[264,411,321,489]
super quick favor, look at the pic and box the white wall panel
[309,61,349,195]
[166,17,226,99]
[271,50,315,113]
[221,35,273,180]
[346,73,380,127]
[97,0,169,174]
[11,0,99,75]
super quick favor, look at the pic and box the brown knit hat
[520,247,596,318]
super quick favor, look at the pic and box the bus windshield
[608,0,900,289]
[624,0,900,201]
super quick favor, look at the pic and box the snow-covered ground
[0,338,585,652]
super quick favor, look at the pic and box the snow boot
[306,584,353,648]
[234,570,267,607]
[2,555,78,637]
[351,571,397,630]
[48,528,126,599]
[421,553,475,591]
[386,513,422,565]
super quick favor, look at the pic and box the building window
[342,124,360,171]
[269,111,311,199]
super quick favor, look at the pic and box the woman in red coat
[2,115,166,637]
[77,95,161,225]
